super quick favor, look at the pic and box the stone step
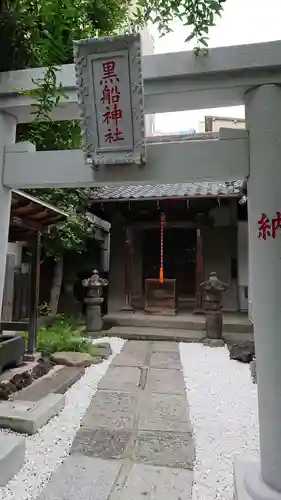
[0,393,65,434]
[104,315,253,334]
[0,433,25,486]
[107,326,253,343]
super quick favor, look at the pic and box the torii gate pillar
[0,111,16,311]
[234,84,281,499]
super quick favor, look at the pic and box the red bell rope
[159,212,165,283]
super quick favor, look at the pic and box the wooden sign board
[74,34,146,167]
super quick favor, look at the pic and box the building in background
[199,115,249,315]
[154,129,196,136]
[140,29,156,137]
[199,115,246,133]
[87,180,246,315]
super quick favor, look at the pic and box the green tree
[6,0,132,313]
[0,0,226,74]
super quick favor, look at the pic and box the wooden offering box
[145,279,177,315]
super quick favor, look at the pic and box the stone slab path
[36,341,195,500]
[107,325,254,343]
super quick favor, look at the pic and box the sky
[150,0,281,133]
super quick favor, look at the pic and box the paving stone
[0,433,25,486]
[122,341,151,356]
[112,350,147,367]
[112,341,150,367]
[13,366,85,401]
[98,366,141,392]
[151,341,179,352]
[120,463,193,500]
[71,427,132,459]
[138,393,191,432]
[0,393,65,434]
[82,390,138,430]
[146,368,186,394]
[36,454,121,500]
[132,430,195,469]
[150,351,182,370]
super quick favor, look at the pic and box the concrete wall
[131,228,143,309]
[237,221,249,312]
[203,202,238,310]
[203,226,238,311]
[107,219,126,312]
[140,29,156,137]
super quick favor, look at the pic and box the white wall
[237,221,249,311]
[140,29,156,136]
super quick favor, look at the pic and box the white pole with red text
[244,84,281,498]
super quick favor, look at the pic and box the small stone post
[82,270,108,336]
[200,272,228,346]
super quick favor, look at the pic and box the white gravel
[0,337,125,500]
[179,343,259,500]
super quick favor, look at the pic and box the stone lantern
[200,272,228,345]
[82,270,108,336]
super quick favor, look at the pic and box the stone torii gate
[1,36,281,499]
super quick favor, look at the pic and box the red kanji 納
[272,211,281,238]
[258,214,271,240]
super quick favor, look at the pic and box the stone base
[205,312,223,339]
[0,393,65,434]
[0,433,25,486]
[202,337,225,347]
[234,458,281,499]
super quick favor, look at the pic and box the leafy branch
[133,0,227,50]
[14,0,226,124]
[5,0,227,257]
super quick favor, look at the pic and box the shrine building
[87,179,248,316]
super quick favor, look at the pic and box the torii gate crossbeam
[0,39,281,500]
[1,40,281,121]
[3,129,249,189]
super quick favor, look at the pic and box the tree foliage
[7,0,132,256]
[0,0,226,74]
[25,187,95,256]
[0,0,131,72]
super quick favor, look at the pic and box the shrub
[22,316,100,357]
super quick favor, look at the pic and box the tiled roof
[90,181,245,202]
